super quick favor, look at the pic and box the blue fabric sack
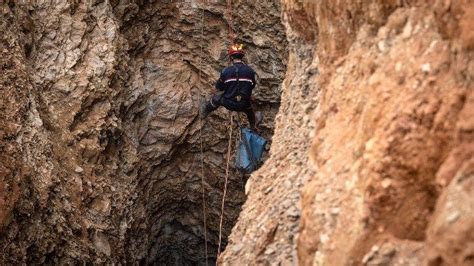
[235,128,267,174]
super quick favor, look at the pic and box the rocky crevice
[0,0,287,264]
[1,0,473,265]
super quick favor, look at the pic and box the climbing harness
[228,63,243,103]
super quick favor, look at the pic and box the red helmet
[227,44,245,57]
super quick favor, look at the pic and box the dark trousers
[206,92,256,128]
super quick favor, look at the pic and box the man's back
[200,44,259,130]
[216,62,256,99]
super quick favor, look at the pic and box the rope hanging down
[226,0,235,44]
[217,0,236,261]
[198,3,209,265]
[197,0,237,262]
[217,113,234,259]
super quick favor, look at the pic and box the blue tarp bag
[235,128,267,174]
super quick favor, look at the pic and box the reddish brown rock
[0,0,286,264]
[1,0,473,265]
[222,1,473,265]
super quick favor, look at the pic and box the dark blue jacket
[215,62,256,100]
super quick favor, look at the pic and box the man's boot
[200,100,214,119]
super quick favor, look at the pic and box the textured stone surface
[0,0,287,264]
[222,0,473,265]
[2,0,473,265]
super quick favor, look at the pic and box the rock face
[0,0,286,264]
[2,0,473,265]
[222,0,473,265]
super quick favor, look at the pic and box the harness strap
[226,63,251,102]
[232,64,240,96]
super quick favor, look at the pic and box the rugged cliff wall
[0,0,286,264]
[223,0,473,265]
[2,0,473,265]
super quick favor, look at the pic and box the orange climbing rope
[226,0,235,44]
[216,0,237,261]
[217,113,234,259]
[196,0,238,262]
[197,3,209,265]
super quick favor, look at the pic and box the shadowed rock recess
[0,0,287,264]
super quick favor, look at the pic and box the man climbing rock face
[200,44,258,130]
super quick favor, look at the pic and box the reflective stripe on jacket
[215,62,256,99]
